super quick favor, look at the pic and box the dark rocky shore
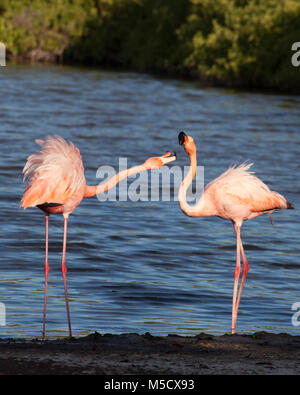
[0,331,299,375]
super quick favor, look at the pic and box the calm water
[0,64,299,339]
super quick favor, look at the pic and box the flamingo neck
[178,151,211,218]
[84,164,146,198]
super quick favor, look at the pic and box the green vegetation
[1,0,300,91]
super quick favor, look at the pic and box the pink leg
[235,235,249,323]
[232,224,241,334]
[61,215,72,337]
[42,214,49,340]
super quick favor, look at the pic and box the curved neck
[178,151,213,217]
[178,151,200,217]
[84,164,146,198]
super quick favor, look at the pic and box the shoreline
[1,331,299,375]
[6,53,300,96]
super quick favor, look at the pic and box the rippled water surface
[0,64,299,338]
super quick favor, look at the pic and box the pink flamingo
[178,131,294,334]
[21,135,176,339]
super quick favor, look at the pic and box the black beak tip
[178,131,186,146]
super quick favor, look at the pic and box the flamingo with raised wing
[21,135,176,339]
[178,131,294,334]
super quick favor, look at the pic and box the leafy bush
[1,0,300,91]
[178,0,300,89]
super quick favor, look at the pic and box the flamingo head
[178,131,196,155]
[143,152,176,170]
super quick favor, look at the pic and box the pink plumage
[21,135,85,214]
[20,135,176,339]
[202,162,291,223]
[178,132,294,334]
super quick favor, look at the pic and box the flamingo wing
[21,136,85,209]
[206,163,290,218]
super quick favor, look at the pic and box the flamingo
[178,131,294,334]
[21,135,176,339]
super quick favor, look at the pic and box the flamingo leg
[235,234,249,324]
[61,214,72,338]
[42,214,50,340]
[232,224,241,334]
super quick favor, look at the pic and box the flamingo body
[21,135,176,339]
[21,136,86,215]
[178,131,294,334]
[198,162,292,224]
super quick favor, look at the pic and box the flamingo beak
[178,131,188,145]
[160,151,177,165]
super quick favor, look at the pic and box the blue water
[0,64,299,339]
